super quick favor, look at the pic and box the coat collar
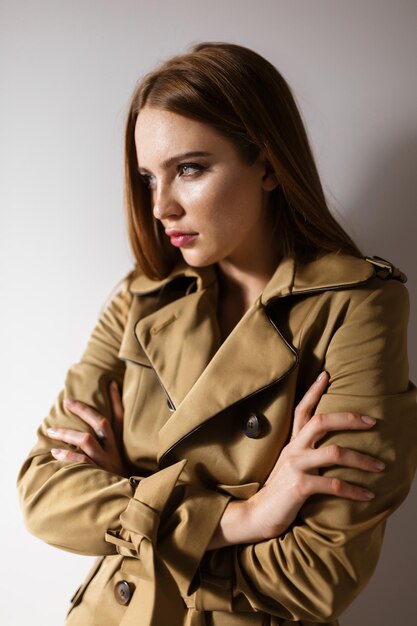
[129,259,217,295]
[129,252,375,302]
[262,251,376,302]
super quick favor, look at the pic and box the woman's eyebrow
[138,151,213,174]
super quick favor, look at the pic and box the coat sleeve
[17,271,138,555]
[17,271,230,571]
[186,278,417,622]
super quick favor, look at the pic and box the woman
[17,42,417,626]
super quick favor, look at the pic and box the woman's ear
[261,158,279,192]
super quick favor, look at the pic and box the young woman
[17,42,417,626]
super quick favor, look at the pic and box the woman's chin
[179,249,218,268]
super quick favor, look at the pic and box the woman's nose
[152,182,184,221]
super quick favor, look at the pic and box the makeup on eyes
[139,161,208,188]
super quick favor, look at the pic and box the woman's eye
[139,174,155,188]
[178,163,205,177]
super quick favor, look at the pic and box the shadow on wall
[349,134,417,265]
[340,136,417,626]
[348,134,417,379]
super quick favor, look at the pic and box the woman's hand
[46,380,126,476]
[208,371,385,549]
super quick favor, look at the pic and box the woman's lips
[166,230,198,248]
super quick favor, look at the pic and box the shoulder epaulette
[364,255,407,283]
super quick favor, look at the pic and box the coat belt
[105,459,189,626]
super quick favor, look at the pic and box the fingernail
[373,460,385,471]
[361,415,376,425]
[361,489,375,500]
[46,428,57,436]
[51,448,65,458]
[316,371,327,382]
[96,430,106,446]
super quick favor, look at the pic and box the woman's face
[134,106,278,270]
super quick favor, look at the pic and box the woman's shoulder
[295,251,407,289]
[263,251,408,305]
[305,252,410,327]
[301,252,408,304]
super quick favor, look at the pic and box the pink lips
[165,229,198,248]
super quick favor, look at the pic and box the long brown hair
[124,42,361,279]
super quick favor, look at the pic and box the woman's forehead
[134,107,234,170]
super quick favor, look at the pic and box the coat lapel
[134,281,222,409]
[156,297,299,462]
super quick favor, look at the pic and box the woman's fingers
[50,447,96,466]
[292,371,329,439]
[46,427,104,462]
[109,381,124,445]
[63,398,115,449]
[300,474,375,501]
[257,393,382,537]
[51,391,126,476]
[63,398,105,430]
[297,444,385,474]
[294,411,377,450]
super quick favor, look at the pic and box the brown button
[244,413,261,438]
[114,580,132,605]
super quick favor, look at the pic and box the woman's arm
[208,372,382,550]
[17,273,137,555]
[38,373,387,618]
[183,278,417,621]
[47,371,382,551]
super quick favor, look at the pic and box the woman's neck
[215,251,281,342]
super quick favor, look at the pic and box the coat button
[114,580,132,605]
[244,413,261,438]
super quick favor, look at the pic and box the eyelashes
[139,162,207,188]
[178,162,204,177]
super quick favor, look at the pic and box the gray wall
[1,1,416,624]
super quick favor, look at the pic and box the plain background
[1,1,416,624]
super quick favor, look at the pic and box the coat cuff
[105,459,187,557]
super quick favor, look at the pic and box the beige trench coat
[17,252,417,626]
